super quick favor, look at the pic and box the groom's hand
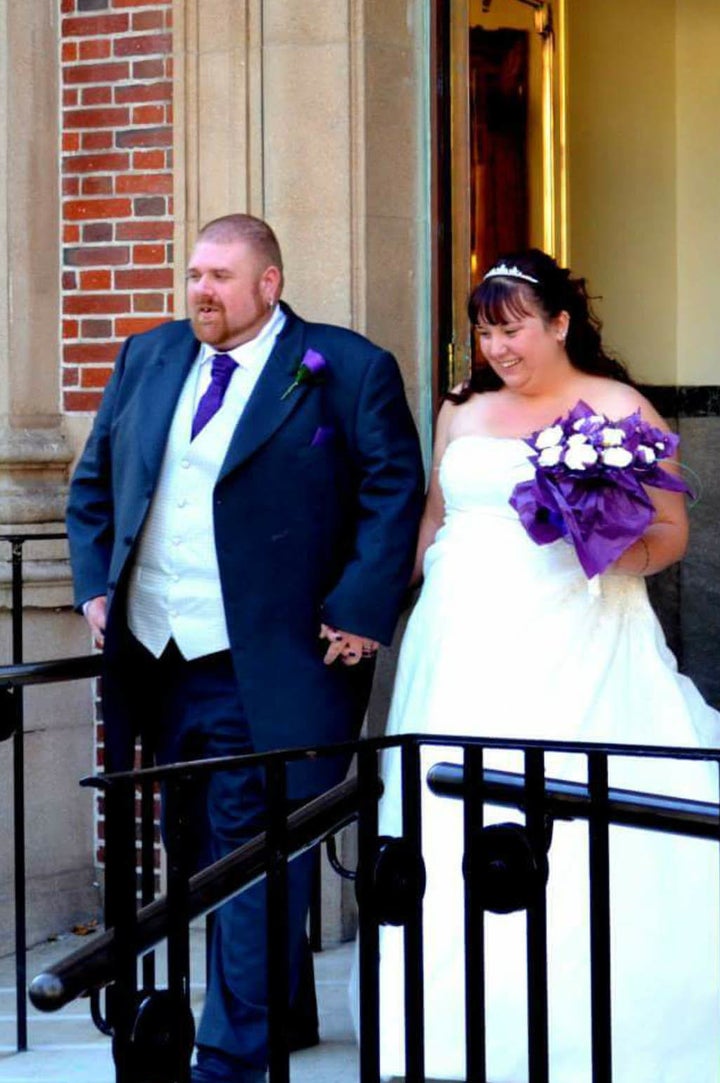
[82,594,107,649]
[319,623,379,666]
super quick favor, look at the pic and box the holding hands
[82,603,378,666]
[319,623,378,666]
[83,595,107,649]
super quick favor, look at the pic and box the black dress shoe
[287,1023,320,1052]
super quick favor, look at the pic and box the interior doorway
[433,0,566,398]
[469,27,529,285]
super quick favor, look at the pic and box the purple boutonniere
[281,348,327,400]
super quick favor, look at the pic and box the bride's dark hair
[449,248,632,401]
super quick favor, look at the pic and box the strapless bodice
[438,433,534,517]
[425,431,652,611]
[427,432,581,584]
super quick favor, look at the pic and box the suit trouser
[123,636,316,1071]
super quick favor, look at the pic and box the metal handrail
[0,531,100,1052]
[25,732,720,1083]
[4,524,719,1079]
[28,774,365,1012]
[0,654,102,690]
[427,763,720,839]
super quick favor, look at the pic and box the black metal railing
[426,746,720,1083]
[0,532,102,1052]
[1,532,330,1063]
[357,735,720,1083]
[30,746,372,1083]
[4,536,719,1079]
[25,731,720,1083]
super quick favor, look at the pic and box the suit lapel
[139,326,198,479]
[218,308,309,482]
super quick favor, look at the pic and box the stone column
[0,0,72,565]
[173,0,429,944]
[172,0,264,303]
[0,0,98,952]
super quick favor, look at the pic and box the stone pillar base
[0,423,99,952]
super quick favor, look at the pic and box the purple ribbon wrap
[509,400,692,579]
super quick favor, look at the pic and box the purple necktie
[191,352,238,440]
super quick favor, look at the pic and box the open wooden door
[433,0,567,398]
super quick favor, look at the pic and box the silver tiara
[483,262,539,285]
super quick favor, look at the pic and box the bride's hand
[319,623,378,666]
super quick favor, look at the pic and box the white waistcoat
[127,308,286,659]
[126,367,239,660]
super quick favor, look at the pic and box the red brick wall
[61,0,173,882]
[61,0,174,414]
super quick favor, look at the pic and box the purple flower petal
[511,399,693,579]
[301,348,326,376]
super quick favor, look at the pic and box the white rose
[600,427,624,447]
[535,424,563,450]
[636,444,657,465]
[564,443,599,470]
[601,446,633,468]
[538,445,562,467]
[573,414,604,430]
[567,432,590,448]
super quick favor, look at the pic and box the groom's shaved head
[198,213,284,279]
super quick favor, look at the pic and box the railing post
[308,845,323,952]
[102,777,141,1083]
[10,538,27,1052]
[525,748,549,1083]
[401,739,425,1083]
[265,758,290,1083]
[588,751,612,1083]
[2,530,86,1053]
[163,774,196,1083]
[357,740,381,1083]
[463,744,486,1083]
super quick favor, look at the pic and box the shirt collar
[197,304,287,370]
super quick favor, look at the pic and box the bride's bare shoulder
[580,377,666,428]
[440,387,499,438]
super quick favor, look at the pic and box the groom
[66,212,424,1082]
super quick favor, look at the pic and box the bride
[369,249,720,1082]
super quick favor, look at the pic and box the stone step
[0,932,357,1082]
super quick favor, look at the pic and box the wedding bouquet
[509,400,692,579]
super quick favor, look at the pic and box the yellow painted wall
[566,0,677,384]
[676,0,720,385]
[445,1,720,388]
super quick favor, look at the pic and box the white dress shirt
[127,305,286,659]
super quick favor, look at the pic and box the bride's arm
[609,484,688,577]
[410,400,454,585]
[606,392,689,576]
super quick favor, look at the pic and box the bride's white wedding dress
[371,435,720,1083]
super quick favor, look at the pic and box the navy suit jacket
[67,304,424,793]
